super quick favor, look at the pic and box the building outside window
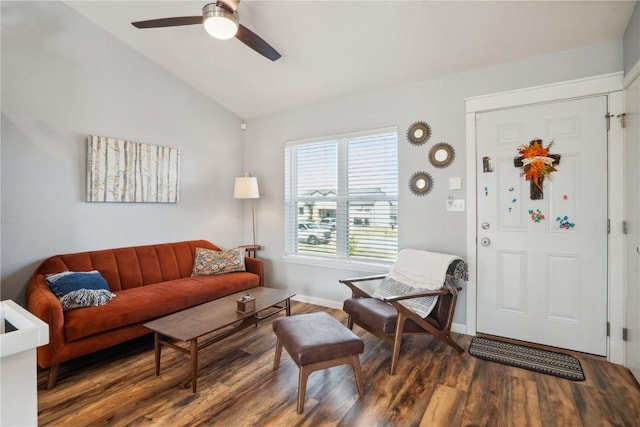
[284,127,398,263]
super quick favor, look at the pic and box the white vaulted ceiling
[65,1,635,119]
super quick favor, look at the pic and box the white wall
[1,1,246,303]
[624,1,640,75]
[244,40,623,325]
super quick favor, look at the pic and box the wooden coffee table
[144,287,295,392]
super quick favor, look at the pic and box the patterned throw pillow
[373,276,438,318]
[59,289,116,311]
[46,270,115,311]
[191,247,246,276]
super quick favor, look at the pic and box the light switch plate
[447,199,465,212]
[449,177,462,190]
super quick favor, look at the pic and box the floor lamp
[234,174,260,246]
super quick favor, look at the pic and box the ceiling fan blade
[235,24,281,61]
[132,16,203,29]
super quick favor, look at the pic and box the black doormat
[468,337,585,381]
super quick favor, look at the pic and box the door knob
[481,237,491,246]
[481,222,490,230]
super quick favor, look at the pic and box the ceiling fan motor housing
[203,3,239,40]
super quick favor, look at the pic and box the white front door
[625,73,640,381]
[476,96,608,356]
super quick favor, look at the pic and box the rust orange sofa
[26,240,264,389]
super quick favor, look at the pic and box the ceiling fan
[131,0,281,61]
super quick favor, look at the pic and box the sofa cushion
[46,270,110,296]
[63,272,260,342]
[37,240,221,291]
[46,270,116,311]
[191,247,245,276]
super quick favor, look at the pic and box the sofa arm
[245,257,264,286]
[26,274,65,368]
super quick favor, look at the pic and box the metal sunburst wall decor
[429,142,455,168]
[409,171,433,196]
[406,121,432,146]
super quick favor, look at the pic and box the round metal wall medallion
[407,121,431,146]
[429,142,455,168]
[409,171,433,196]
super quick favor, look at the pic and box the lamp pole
[251,198,256,246]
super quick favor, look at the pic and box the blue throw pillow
[46,271,115,310]
[46,270,110,296]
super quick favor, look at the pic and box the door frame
[465,72,625,364]
[623,60,640,379]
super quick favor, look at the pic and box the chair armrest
[383,286,462,302]
[339,275,385,298]
[339,274,386,283]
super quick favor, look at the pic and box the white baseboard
[291,294,343,310]
[451,322,467,335]
[292,294,469,336]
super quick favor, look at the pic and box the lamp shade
[234,176,259,199]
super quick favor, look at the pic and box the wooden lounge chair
[340,250,466,375]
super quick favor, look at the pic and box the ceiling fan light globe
[203,4,239,40]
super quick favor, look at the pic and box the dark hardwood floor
[37,302,640,426]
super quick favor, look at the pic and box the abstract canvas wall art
[86,135,180,203]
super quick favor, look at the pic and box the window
[285,127,398,264]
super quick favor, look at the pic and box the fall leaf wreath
[516,139,558,190]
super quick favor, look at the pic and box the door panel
[477,96,608,356]
[497,251,527,313]
[547,254,579,321]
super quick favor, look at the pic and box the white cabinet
[0,300,49,427]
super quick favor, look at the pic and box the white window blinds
[285,127,398,262]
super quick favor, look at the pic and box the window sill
[283,254,391,274]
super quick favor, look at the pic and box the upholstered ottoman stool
[272,311,365,414]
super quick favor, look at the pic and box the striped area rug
[468,337,585,381]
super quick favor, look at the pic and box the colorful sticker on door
[556,216,575,229]
[529,209,545,223]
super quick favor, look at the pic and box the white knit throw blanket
[387,249,463,290]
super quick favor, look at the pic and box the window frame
[284,126,398,271]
